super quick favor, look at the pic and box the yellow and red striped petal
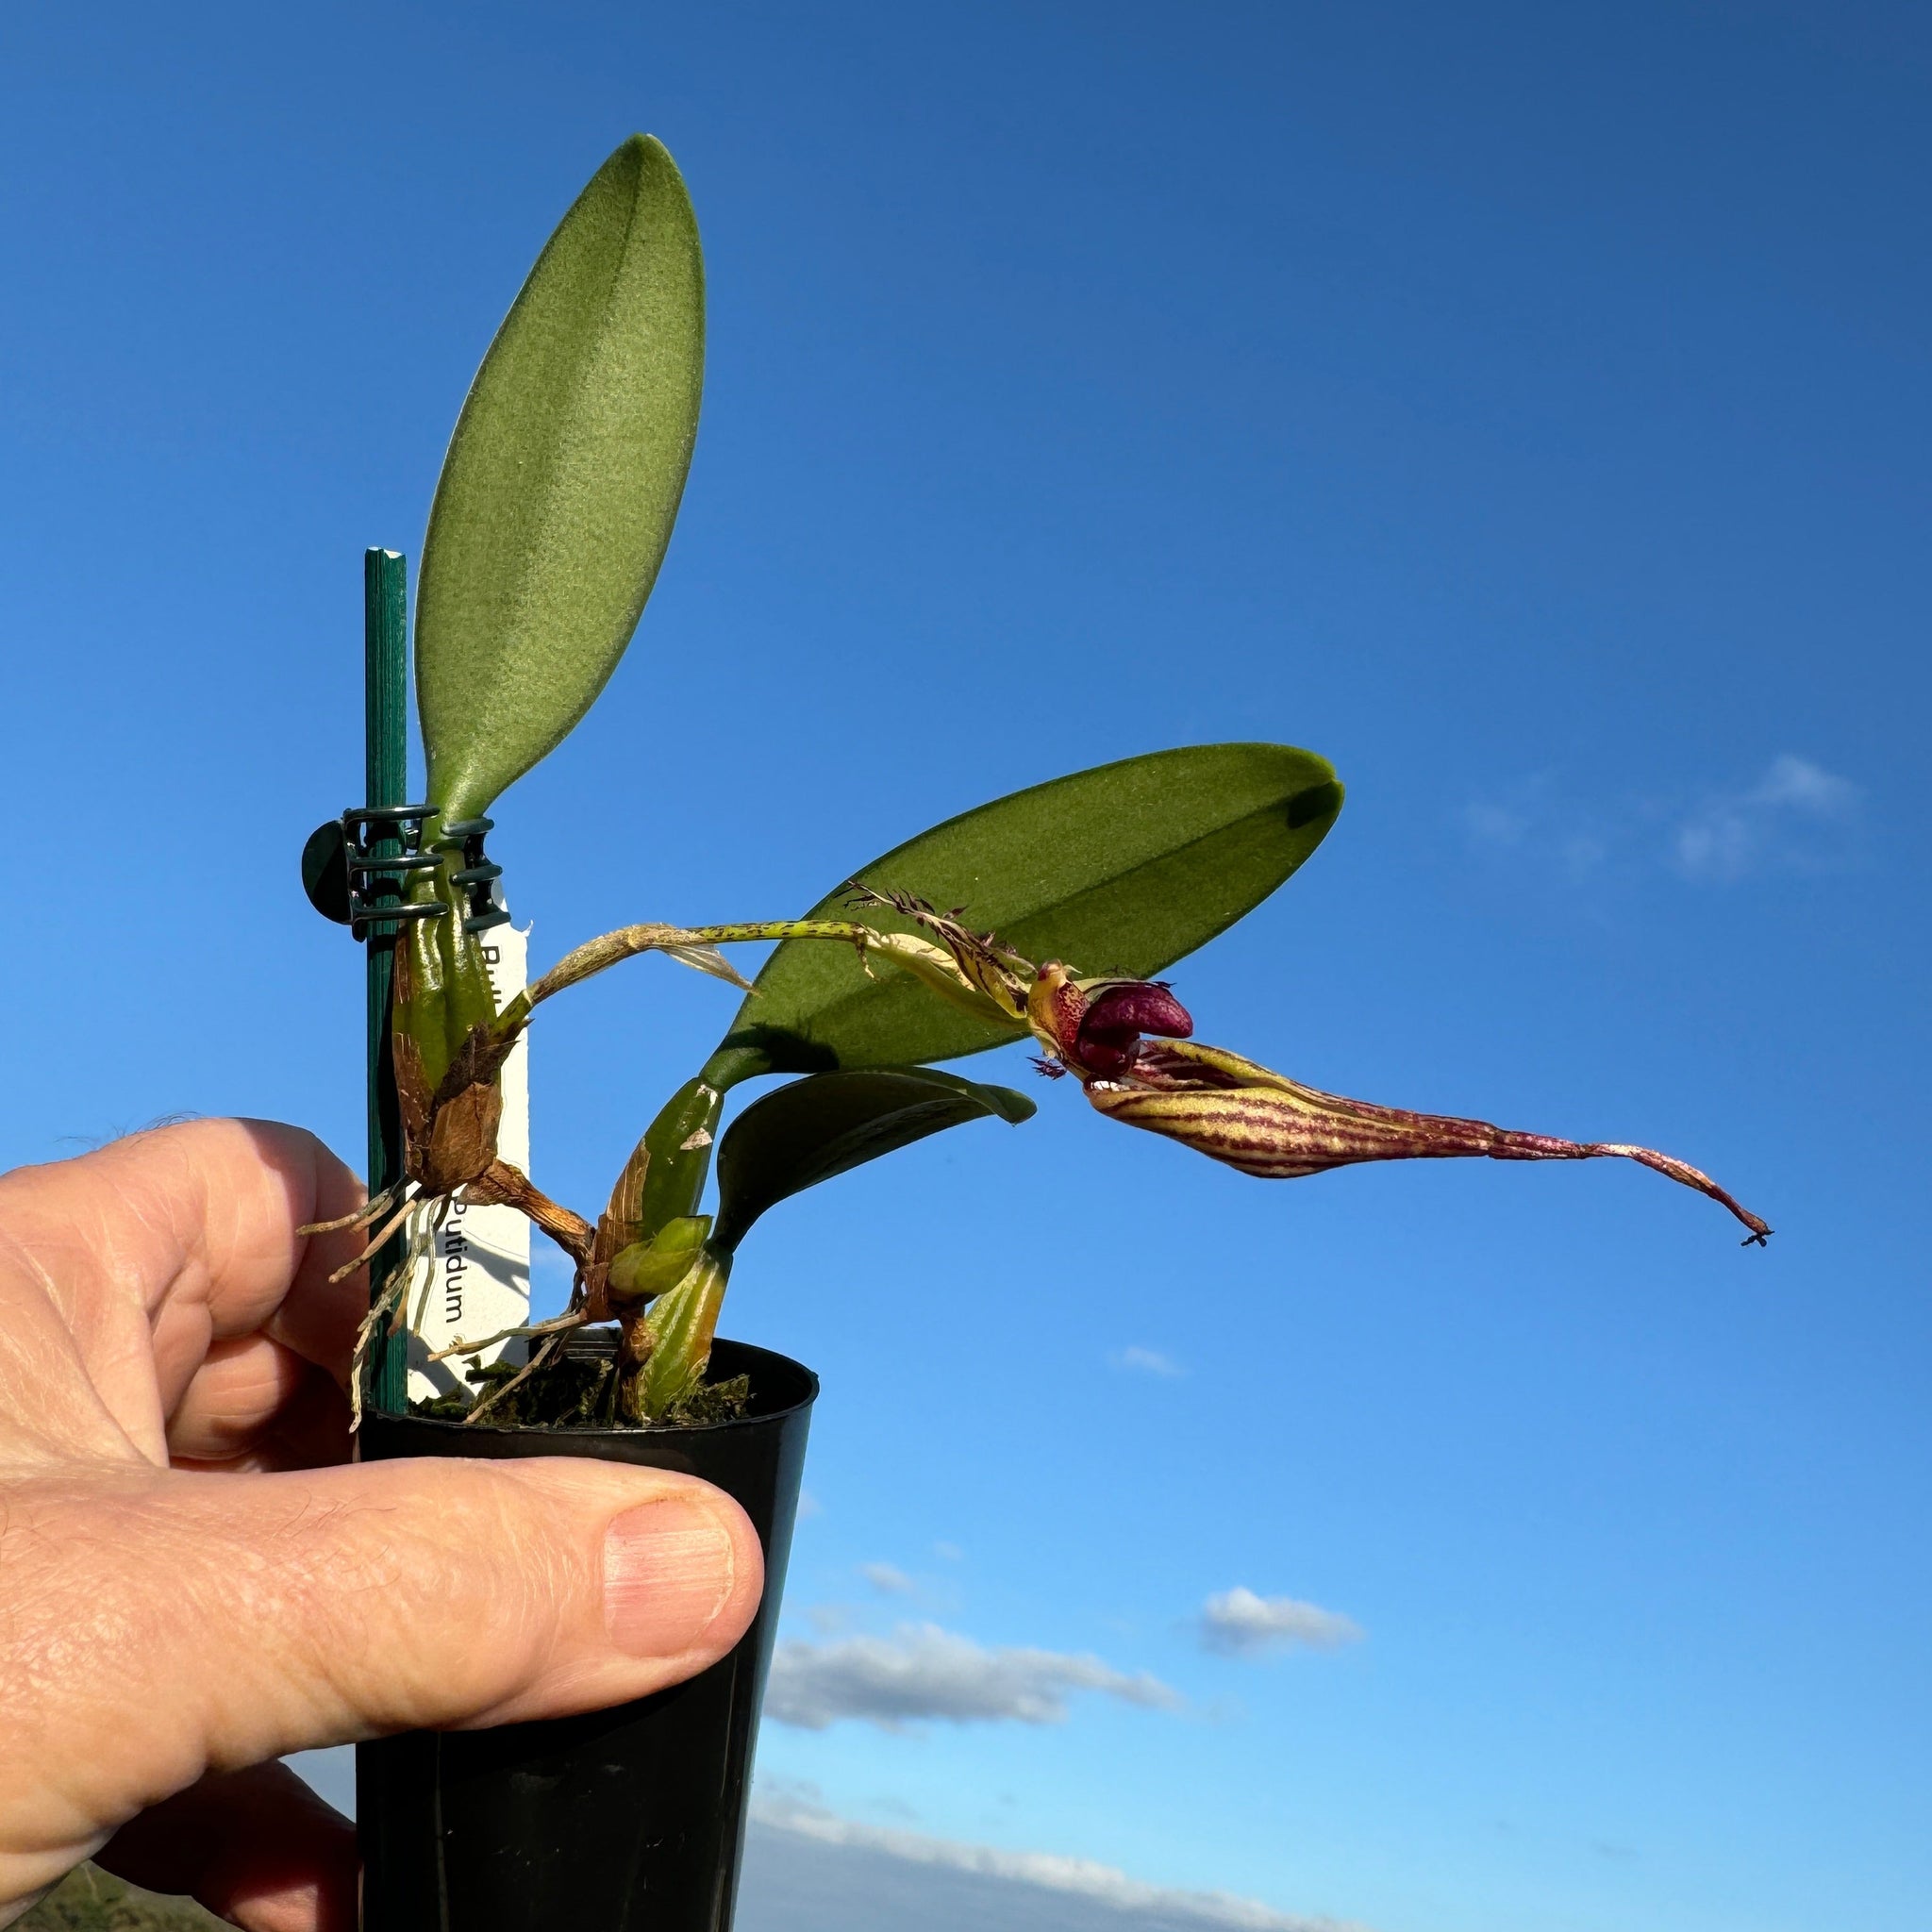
[1085,1042,1771,1242]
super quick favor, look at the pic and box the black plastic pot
[355,1336,817,1932]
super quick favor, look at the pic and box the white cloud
[1462,798,1532,848]
[1464,754,1864,888]
[1460,774,1618,883]
[1673,754,1862,882]
[859,1561,916,1595]
[933,1541,964,1562]
[764,1623,1181,1730]
[281,1756,1375,1932]
[748,1791,1374,1931]
[1198,1589,1363,1659]
[1110,1345,1185,1377]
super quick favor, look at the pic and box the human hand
[0,1120,763,1932]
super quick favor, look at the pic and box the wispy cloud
[749,1791,1374,1931]
[281,1757,1376,1930]
[1198,1588,1363,1659]
[1463,754,1864,888]
[764,1623,1180,1730]
[1672,755,1862,881]
[1109,1345,1186,1377]
[859,1561,917,1595]
[1460,776,1615,883]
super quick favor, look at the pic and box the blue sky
[4,5,1928,1929]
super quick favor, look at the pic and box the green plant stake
[363,547,409,1416]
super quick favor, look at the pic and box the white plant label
[404,919,532,1404]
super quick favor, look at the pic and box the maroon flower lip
[1067,980,1193,1078]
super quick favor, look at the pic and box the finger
[99,1762,354,1932]
[0,1120,369,1458]
[2,1457,763,1891]
[166,1336,351,1472]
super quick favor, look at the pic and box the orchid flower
[861,891,1772,1244]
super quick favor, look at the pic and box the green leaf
[711,1067,1036,1252]
[704,743,1342,1084]
[632,1246,731,1419]
[416,135,705,823]
[608,1213,712,1303]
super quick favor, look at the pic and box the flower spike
[841,880,1034,1021]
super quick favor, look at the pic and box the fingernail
[603,1497,741,1657]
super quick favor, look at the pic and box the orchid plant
[319,136,1768,1429]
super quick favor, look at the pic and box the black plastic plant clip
[303,806,445,935]
[303,808,510,937]
[435,816,511,935]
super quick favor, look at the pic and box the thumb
[3,1456,762,1882]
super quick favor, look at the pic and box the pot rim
[363,1334,819,1441]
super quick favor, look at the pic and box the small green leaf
[704,743,1342,1084]
[608,1213,713,1303]
[632,1246,731,1419]
[711,1067,1036,1252]
[416,135,705,822]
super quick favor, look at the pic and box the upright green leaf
[711,1068,1037,1252]
[703,743,1342,1085]
[416,135,705,823]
